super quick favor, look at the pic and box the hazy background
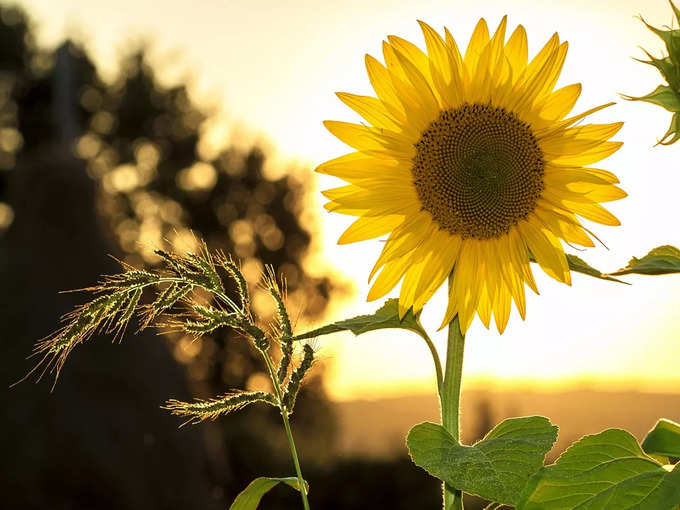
[2,1,679,509]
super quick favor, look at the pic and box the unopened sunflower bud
[627,1,680,144]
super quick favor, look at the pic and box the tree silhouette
[0,5,339,508]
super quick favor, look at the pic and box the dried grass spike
[163,391,277,426]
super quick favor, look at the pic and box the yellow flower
[318,17,625,333]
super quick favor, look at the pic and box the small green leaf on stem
[407,416,558,505]
[229,477,308,510]
[292,298,427,341]
[565,254,628,284]
[517,428,680,509]
[528,252,627,284]
[609,245,680,275]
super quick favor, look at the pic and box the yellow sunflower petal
[413,231,461,310]
[399,255,429,317]
[517,219,570,284]
[323,120,414,155]
[452,241,483,332]
[538,83,581,121]
[505,24,528,78]
[464,18,490,74]
[549,141,622,166]
[369,214,438,279]
[338,214,404,244]
[564,201,620,226]
[493,283,513,334]
[533,205,594,247]
[418,20,463,107]
[365,54,407,118]
[387,34,432,81]
[368,254,413,301]
[335,92,402,131]
[316,152,407,181]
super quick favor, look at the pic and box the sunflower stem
[440,275,466,510]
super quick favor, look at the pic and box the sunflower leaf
[292,298,427,341]
[565,254,628,284]
[516,429,680,509]
[609,245,680,276]
[407,417,558,505]
[643,419,680,459]
[229,477,307,510]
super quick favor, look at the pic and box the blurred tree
[78,47,341,488]
[0,4,340,509]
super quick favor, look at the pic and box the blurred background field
[1,1,679,509]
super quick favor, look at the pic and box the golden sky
[19,0,680,400]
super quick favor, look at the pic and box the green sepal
[229,477,308,510]
[407,416,558,505]
[641,7,680,67]
[628,84,680,112]
[660,111,680,145]
[636,52,680,91]
[517,429,680,509]
[292,298,427,341]
[643,419,680,459]
[609,245,680,275]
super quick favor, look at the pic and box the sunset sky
[18,0,680,400]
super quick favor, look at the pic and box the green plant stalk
[415,320,444,395]
[440,275,466,510]
[261,350,311,510]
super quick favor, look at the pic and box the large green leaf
[407,417,558,505]
[229,477,306,510]
[517,429,680,509]
[643,419,680,459]
[610,245,680,276]
[292,298,427,341]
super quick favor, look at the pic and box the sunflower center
[411,103,545,240]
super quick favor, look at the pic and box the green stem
[261,350,311,510]
[440,275,466,510]
[415,321,444,395]
[281,409,310,510]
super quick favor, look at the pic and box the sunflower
[318,17,625,333]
